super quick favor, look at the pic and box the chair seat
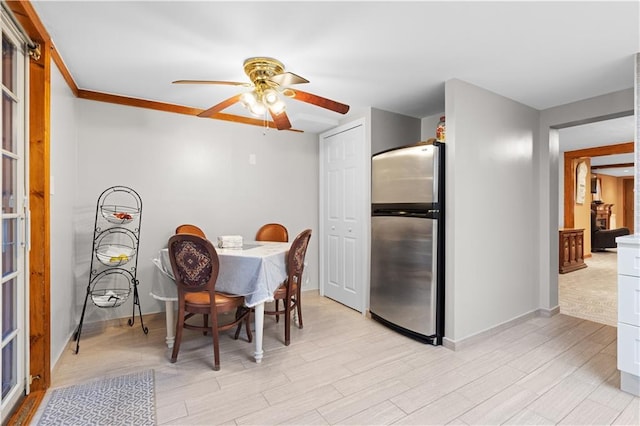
[272,281,297,300]
[185,291,245,310]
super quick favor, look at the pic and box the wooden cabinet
[559,228,587,274]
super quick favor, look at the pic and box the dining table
[151,241,291,363]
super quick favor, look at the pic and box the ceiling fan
[173,57,350,130]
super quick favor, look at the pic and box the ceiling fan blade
[269,72,309,87]
[173,80,252,87]
[269,109,292,130]
[287,89,350,114]
[198,94,243,118]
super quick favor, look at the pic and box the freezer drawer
[370,215,437,337]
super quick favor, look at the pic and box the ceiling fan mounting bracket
[243,57,284,92]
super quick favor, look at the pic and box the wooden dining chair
[175,224,206,238]
[255,223,289,320]
[175,225,209,334]
[239,229,311,346]
[175,223,211,339]
[167,233,252,370]
[255,223,288,242]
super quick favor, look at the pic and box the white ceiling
[31,1,639,137]
[590,162,634,178]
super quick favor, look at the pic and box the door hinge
[28,374,41,385]
[28,43,41,61]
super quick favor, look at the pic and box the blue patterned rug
[37,370,156,425]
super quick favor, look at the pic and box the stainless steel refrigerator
[370,140,445,345]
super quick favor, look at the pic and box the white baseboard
[443,306,560,351]
[538,305,560,317]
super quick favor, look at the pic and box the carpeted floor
[558,249,617,327]
[35,369,155,425]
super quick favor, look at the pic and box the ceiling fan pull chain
[263,111,268,136]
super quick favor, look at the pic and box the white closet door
[320,120,367,312]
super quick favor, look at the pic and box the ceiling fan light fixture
[240,91,266,116]
[177,56,349,129]
[248,102,266,116]
[270,100,286,114]
[263,89,279,104]
[263,89,286,114]
[240,91,258,107]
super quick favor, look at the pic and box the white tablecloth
[152,242,290,307]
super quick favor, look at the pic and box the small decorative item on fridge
[436,116,446,142]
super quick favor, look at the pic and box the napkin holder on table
[217,235,243,249]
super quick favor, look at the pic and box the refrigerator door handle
[372,206,440,219]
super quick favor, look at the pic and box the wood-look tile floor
[34,291,639,425]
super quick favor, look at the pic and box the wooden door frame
[5,1,51,423]
[563,142,634,228]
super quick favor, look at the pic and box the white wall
[49,65,79,364]
[558,155,564,227]
[370,107,421,155]
[73,101,319,325]
[445,79,539,342]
